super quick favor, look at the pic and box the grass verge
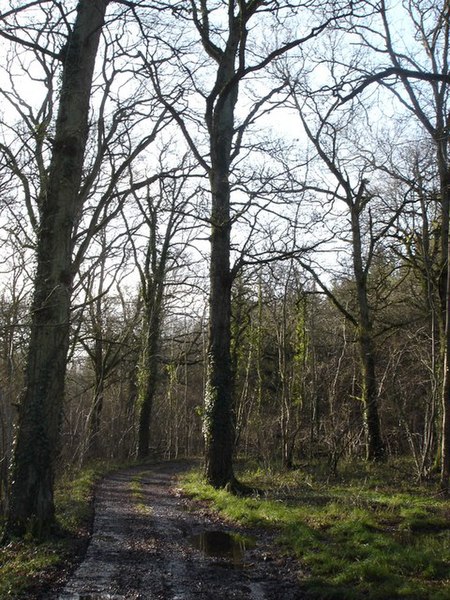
[130,473,153,515]
[0,461,120,599]
[180,460,450,600]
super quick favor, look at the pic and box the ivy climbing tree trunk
[4,0,109,538]
[145,0,359,488]
[198,0,257,489]
[205,154,236,487]
[138,297,162,459]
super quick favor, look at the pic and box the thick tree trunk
[202,16,240,488]
[359,328,384,460]
[204,168,235,486]
[137,304,161,459]
[351,205,385,461]
[4,0,108,538]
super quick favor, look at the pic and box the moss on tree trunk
[4,0,109,539]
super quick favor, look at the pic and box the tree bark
[204,166,235,486]
[358,328,384,460]
[86,336,105,460]
[440,160,450,492]
[203,27,239,488]
[134,196,179,459]
[4,0,109,538]
[137,304,161,459]
[351,203,385,461]
[440,265,450,492]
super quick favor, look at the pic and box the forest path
[56,460,304,600]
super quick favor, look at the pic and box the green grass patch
[130,473,152,515]
[180,461,450,599]
[0,541,62,598]
[55,462,107,533]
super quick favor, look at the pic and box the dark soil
[48,460,305,599]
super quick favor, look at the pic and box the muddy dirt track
[54,461,305,599]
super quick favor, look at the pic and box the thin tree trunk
[86,374,104,459]
[440,188,450,492]
[85,235,107,460]
[351,202,385,461]
[438,128,450,491]
[4,0,108,538]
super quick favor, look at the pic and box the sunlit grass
[0,541,62,598]
[130,473,153,515]
[180,460,450,599]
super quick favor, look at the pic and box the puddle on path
[188,530,255,566]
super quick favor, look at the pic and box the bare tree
[0,0,177,536]
[281,70,413,459]
[137,0,363,488]
[341,0,450,487]
[122,158,202,459]
[2,0,110,538]
[72,224,139,461]
[380,147,442,476]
